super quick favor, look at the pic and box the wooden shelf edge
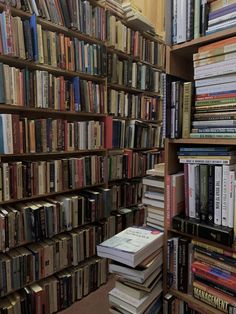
[167,138,236,145]
[169,228,236,252]
[169,289,223,314]
[171,26,236,52]
[0,182,106,205]
[108,83,161,97]
[0,104,107,118]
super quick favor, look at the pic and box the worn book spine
[199,164,209,222]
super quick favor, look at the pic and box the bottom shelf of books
[165,139,236,313]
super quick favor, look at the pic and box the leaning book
[97,226,164,267]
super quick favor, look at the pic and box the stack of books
[122,1,156,34]
[97,226,164,314]
[142,163,165,231]
[206,0,236,35]
[192,37,236,139]
[191,239,236,312]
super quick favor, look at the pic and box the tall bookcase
[0,1,165,312]
[164,28,236,314]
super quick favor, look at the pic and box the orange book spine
[199,36,236,52]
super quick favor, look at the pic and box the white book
[147,223,164,232]
[97,226,163,268]
[194,59,236,79]
[142,177,164,189]
[142,197,164,209]
[229,171,235,228]
[193,120,236,126]
[1,114,13,154]
[221,165,236,226]
[195,74,236,87]
[176,0,187,43]
[146,217,164,226]
[188,164,196,218]
[196,81,236,95]
[207,17,236,32]
[209,11,236,26]
[109,281,162,314]
[214,166,222,225]
[144,191,164,201]
[194,0,200,39]
[180,158,233,165]
[132,63,137,88]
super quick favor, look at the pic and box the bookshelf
[0,1,165,312]
[164,3,236,312]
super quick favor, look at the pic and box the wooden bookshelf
[0,1,166,312]
[169,290,224,314]
[164,4,236,311]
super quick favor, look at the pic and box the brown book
[28,120,36,153]
[12,115,20,154]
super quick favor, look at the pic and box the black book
[199,164,209,222]
[178,237,190,293]
[23,19,33,60]
[186,0,194,41]
[59,0,71,28]
[172,215,234,246]
[208,165,215,223]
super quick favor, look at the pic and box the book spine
[208,165,215,223]
[188,164,196,218]
[228,170,235,228]
[222,165,230,227]
[199,164,208,222]
[178,238,189,293]
[182,82,192,139]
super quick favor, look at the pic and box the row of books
[0,11,107,75]
[108,89,161,121]
[106,118,163,149]
[0,188,113,251]
[163,77,193,139]
[108,53,161,92]
[108,150,161,180]
[0,155,106,201]
[168,237,236,312]
[191,36,236,139]
[142,163,165,231]
[178,147,236,228]
[110,180,143,210]
[1,1,107,41]
[97,226,164,313]
[191,240,236,312]
[163,294,201,313]
[0,224,108,296]
[0,65,106,113]
[0,114,105,154]
[106,11,164,67]
[0,256,108,314]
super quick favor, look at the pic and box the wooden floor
[60,276,115,314]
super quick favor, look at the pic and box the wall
[130,0,165,38]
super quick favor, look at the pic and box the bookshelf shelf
[0,183,105,206]
[0,104,107,118]
[0,149,106,160]
[108,83,161,97]
[110,116,162,124]
[169,138,236,145]
[169,289,223,314]
[108,176,144,184]
[171,27,236,56]
[107,47,164,71]
[169,229,236,251]
[0,55,106,82]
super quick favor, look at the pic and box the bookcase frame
[0,0,165,310]
[164,26,236,313]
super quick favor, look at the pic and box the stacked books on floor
[206,0,236,35]
[164,293,201,313]
[192,239,236,312]
[97,226,164,314]
[192,36,236,139]
[142,163,165,231]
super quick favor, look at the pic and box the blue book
[0,116,4,153]
[73,77,81,112]
[0,63,5,104]
[81,41,85,72]
[30,14,38,61]
[209,3,236,20]
[0,13,8,54]
[179,147,233,152]
[178,151,235,156]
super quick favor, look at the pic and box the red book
[103,116,113,149]
[124,149,133,179]
[60,76,65,111]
